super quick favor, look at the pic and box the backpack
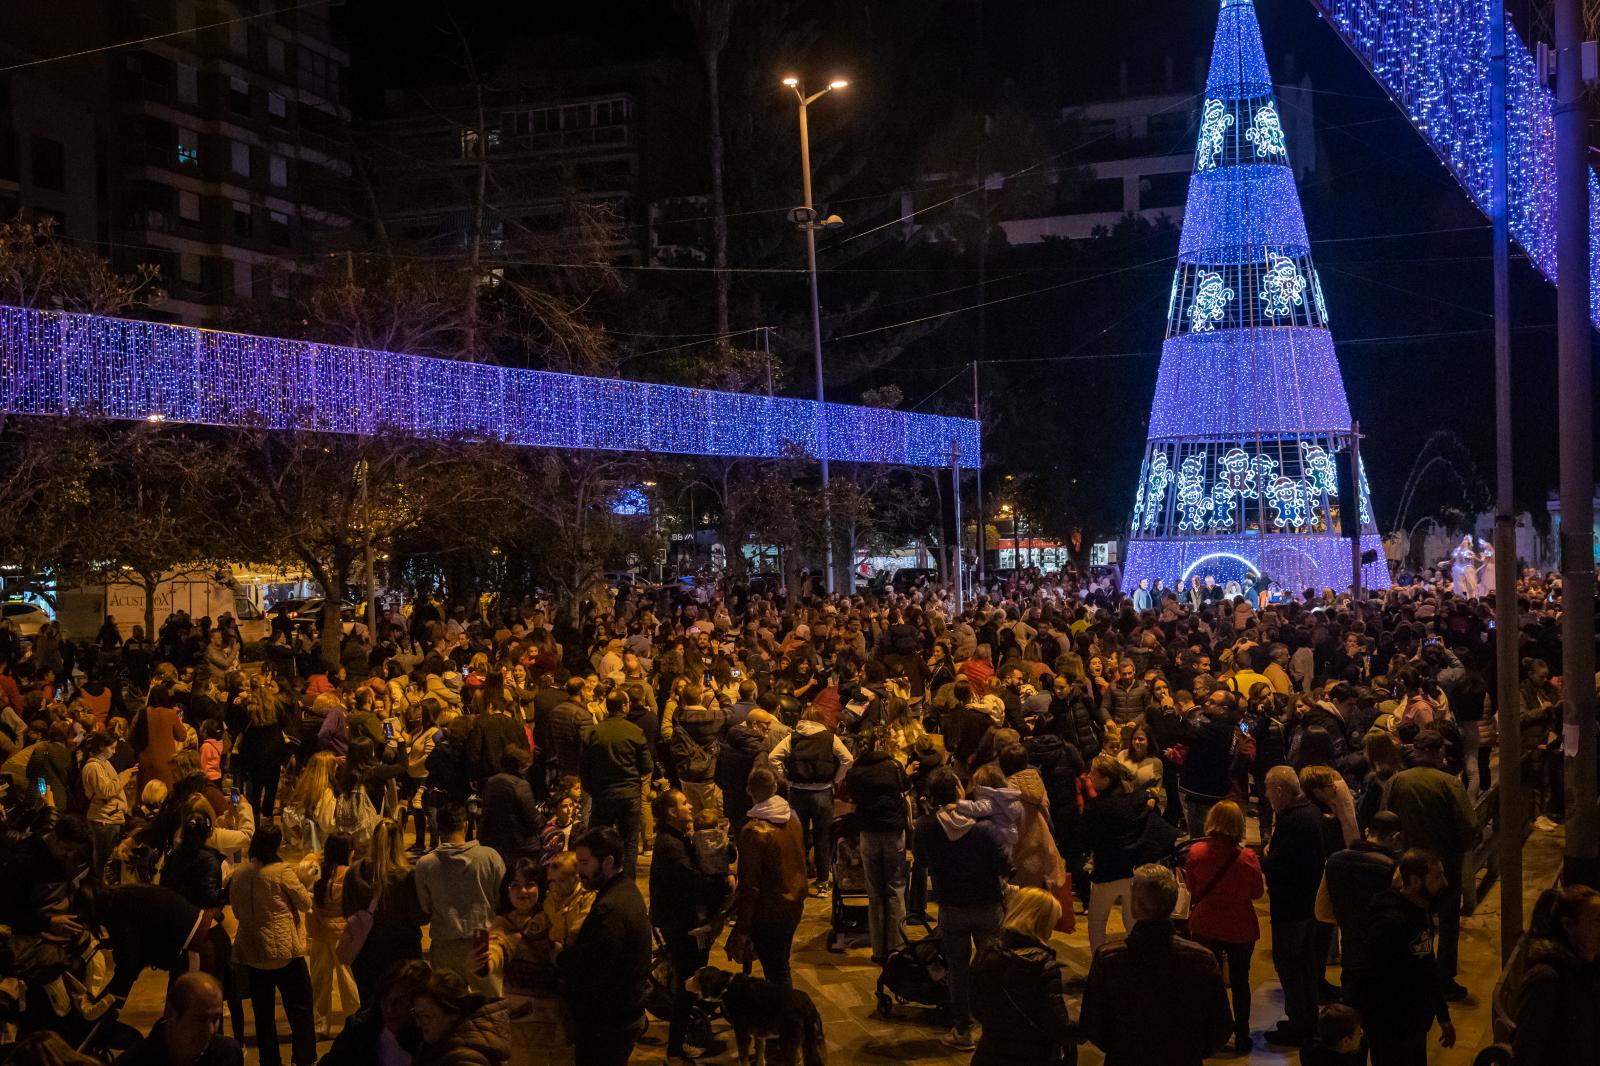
[672,727,717,782]
[788,729,837,785]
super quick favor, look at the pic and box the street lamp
[783,75,848,593]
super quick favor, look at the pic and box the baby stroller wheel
[874,990,895,1019]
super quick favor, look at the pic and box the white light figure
[1244,102,1287,159]
[1217,447,1255,497]
[1132,460,1147,528]
[1189,270,1234,333]
[1260,253,1307,319]
[1312,268,1329,324]
[1268,476,1314,528]
[1168,274,1180,322]
[1196,98,1233,170]
[1299,440,1337,496]
[1358,458,1373,527]
[1176,453,1213,530]
[1141,452,1172,531]
[1249,454,1279,497]
[1209,480,1238,528]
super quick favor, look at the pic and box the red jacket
[1183,835,1264,943]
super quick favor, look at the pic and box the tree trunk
[141,571,160,644]
[321,568,345,668]
[704,50,730,341]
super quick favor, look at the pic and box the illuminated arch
[1182,551,1262,583]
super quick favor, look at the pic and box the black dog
[688,966,826,1066]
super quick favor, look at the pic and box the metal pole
[1350,421,1363,603]
[1489,0,1524,954]
[973,360,984,587]
[952,444,964,614]
[360,458,378,636]
[1554,0,1598,887]
[797,93,835,595]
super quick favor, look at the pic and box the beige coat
[1007,768,1066,890]
[229,859,312,968]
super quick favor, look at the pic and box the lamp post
[783,75,847,594]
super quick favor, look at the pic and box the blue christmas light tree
[1121,0,1388,595]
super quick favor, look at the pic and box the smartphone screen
[35,777,47,797]
[384,720,394,740]
[230,790,240,807]
[1238,720,1251,735]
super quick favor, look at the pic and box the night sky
[338,0,1598,540]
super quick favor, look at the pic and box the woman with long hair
[969,887,1077,1066]
[344,818,427,1001]
[236,674,288,819]
[1356,731,1406,831]
[307,833,359,1038]
[1081,754,1150,954]
[1512,884,1600,1063]
[284,750,337,854]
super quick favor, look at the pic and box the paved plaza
[118,819,1562,1065]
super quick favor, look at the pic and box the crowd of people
[0,561,1595,1066]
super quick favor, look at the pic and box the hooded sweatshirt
[955,784,1023,853]
[914,803,1006,908]
[414,840,506,942]
[734,795,807,928]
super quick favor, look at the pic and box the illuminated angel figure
[1260,254,1307,319]
[1268,476,1314,528]
[1141,452,1172,531]
[1196,98,1233,170]
[1299,441,1337,496]
[1245,102,1287,158]
[1176,453,1212,530]
[1189,271,1234,333]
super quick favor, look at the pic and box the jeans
[431,936,503,997]
[682,779,723,819]
[1202,938,1255,1039]
[1271,918,1321,1035]
[790,786,834,882]
[590,796,642,883]
[246,957,317,1066]
[939,901,1002,1032]
[750,921,797,988]
[1459,719,1482,792]
[907,857,929,916]
[1181,793,1218,841]
[89,821,121,881]
[859,830,908,958]
[1087,877,1133,955]
[663,932,710,1055]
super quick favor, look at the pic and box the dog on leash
[687,966,826,1066]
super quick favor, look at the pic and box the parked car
[0,601,51,637]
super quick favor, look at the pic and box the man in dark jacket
[913,767,1007,1051]
[648,789,730,1063]
[1345,849,1456,1065]
[1177,691,1239,833]
[1383,758,1477,999]
[1047,675,1104,758]
[716,713,771,833]
[544,677,591,788]
[1101,659,1148,728]
[1082,863,1231,1066]
[478,748,543,864]
[560,826,652,1066]
[469,699,529,785]
[1262,764,1331,1047]
[115,972,244,1066]
[580,690,653,881]
[844,736,911,961]
[1318,809,1402,996]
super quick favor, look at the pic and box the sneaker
[809,879,831,897]
[1535,815,1560,832]
[940,1027,976,1052]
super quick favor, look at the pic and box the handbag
[337,884,379,966]
[1049,873,1076,934]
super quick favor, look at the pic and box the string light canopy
[0,305,981,468]
[1122,0,1388,596]
[1309,0,1600,328]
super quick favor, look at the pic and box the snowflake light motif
[1196,98,1233,170]
[1244,103,1287,159]
[1189,271,1234,333]
[1260,253,1307,319]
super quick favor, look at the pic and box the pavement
[116,816,1566,1065]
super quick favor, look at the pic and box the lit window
[177,128,200,166]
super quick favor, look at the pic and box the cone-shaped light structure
[1121,0,1387,596]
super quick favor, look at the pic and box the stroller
[875,915,948,1020]
[828,811,870,952]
